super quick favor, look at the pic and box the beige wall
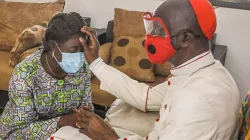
[215,7,250,101]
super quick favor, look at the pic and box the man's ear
[180,32,194,48]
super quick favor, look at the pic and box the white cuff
[89,57,106,79]
[89,57,102,71]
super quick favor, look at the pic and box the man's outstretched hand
[76,107,119,140]
[79,26,100,65]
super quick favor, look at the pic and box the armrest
[106,20,114,43]
[212,44,227,66]
[210,33,217,51]
[96,28,107,45]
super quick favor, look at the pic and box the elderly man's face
[151,0,204,66]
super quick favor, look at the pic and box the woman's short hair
[43,12,86,52]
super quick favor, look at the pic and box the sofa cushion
[89,42,113,78]
[91,82,116,107]
[0,51,14,91]
[9,22,48,68]
[114,8,145,38]
[21,47,41,61]
[91,76,101,85]
[110,36,155,82]
[99,43,113,64]
[0,0,65,52]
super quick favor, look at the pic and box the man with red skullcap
[54,0,240,139]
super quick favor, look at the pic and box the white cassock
[89,51,240,140]
[50,51,240,140]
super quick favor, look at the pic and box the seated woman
[0,12,93,139]
[238,91,250,140]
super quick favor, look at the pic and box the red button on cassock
[156,118,160,122]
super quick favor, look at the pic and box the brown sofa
[0,0,65,107]
[0,0,65,90]
[0,48,41,91]
[0,52,13,91]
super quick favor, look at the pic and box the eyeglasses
[170,29,201,39]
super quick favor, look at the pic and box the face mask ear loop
[51,41,61,63]
[54,41,63,54]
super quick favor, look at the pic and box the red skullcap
[189,0,217,40]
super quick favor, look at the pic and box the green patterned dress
[0,49,93,140]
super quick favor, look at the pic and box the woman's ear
[42,37,51,52]
[180,32,194,48]
[48,40,56,50]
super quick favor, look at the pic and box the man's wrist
[89,57,102,71]
[89,57,100,65]
[55,116,62,129]
[105,127,120,140]
[111,134,120,140]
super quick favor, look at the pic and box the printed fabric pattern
[0,49,93,140]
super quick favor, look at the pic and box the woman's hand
[58,109,80,128]
[76,107,119,140]
[79,26,100,65]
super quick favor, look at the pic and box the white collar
[171,51,215,76]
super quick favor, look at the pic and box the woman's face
[59,37,83,53]
[53,36,84,62]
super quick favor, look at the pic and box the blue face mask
[53,41,84,74]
